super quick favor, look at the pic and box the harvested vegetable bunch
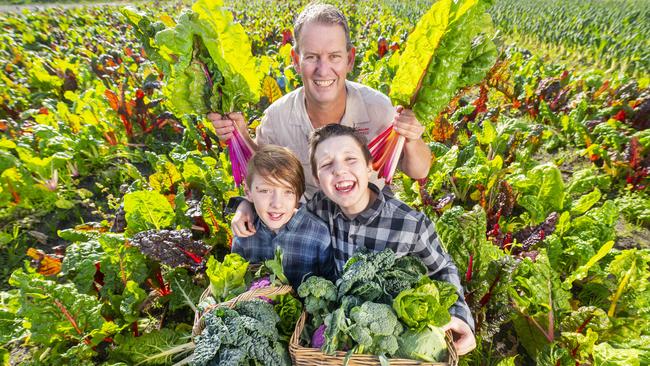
[370,0,497,183]
[153,0,260,186]
[297,249,455,363]
[192,299,291,366]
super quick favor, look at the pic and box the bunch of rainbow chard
[139,0,260,186]
[369,0,497,183]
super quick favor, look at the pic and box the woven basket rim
[192,283,294,339]
[289,310,459,366]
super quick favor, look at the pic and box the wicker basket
[289,311,459,366]
[192,284,294,338]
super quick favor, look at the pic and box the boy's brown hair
[246,145,306,200]
[308,124,372,179]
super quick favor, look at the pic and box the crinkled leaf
[130,229,210,271]
[123,190,175,235]
[205,253,249,302]
[561,328,599,364]
[120,280,148,323]
[593,342,640,366]
[9,269,105,345]
[560,306,611,334]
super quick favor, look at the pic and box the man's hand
[207,112,246,142]
[443,316,477,356]
[392,105,425,142]
[231,200,256,237]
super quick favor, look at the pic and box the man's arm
[392,106,432,179]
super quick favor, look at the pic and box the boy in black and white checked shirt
[307,124,476,354]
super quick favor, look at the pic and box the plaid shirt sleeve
[414,217,475,333]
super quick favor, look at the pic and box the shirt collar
[290,81,371,130]
[332,183,385,224]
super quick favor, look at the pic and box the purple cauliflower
[311,324,326,348]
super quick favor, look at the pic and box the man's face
[245,175,298,233]
[313,135,372,218]
[292,22,355,109]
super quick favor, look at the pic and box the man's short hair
[308,124,372,179]
[246,145,306,200]
[293,3,352,53]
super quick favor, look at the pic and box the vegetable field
[0,0,648,365]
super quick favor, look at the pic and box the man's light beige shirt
[255,80,394,198]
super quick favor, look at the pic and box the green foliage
[205,253,249,302]
[396,326,448,363]
[390,0,497,123]
[192,299,289,366]
[489,0,650,75]
[273,293,303,341]
[153,0,260,116]
[392,277,458,330]
[123,190,175,235]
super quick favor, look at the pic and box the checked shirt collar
[331,183,385,223]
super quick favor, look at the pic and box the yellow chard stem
[608,260,635,317]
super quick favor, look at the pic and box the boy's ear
[243,182,252,200]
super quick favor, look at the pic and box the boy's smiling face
[313,135,372,218]
[246,175,298,233]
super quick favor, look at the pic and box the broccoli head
[297,276,337,313]
[347,302,403,356]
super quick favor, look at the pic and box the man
[208,3,432,199]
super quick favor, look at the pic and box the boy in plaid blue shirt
[231,145,335,288]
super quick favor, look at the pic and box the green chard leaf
[123,190,175,235]
[389,0,496,123]
[9,268,105,346]
[154,0,259,116]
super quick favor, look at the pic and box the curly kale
[337,249,392,299]
[233,298,280,330]
[191,300,290,366]
[338,248,426,302]
[382,255,428,297]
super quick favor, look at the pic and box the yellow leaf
[160,13,176,27]
[262,76,283,103]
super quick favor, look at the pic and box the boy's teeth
[335,181,354,191]
[314,80,334,87]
